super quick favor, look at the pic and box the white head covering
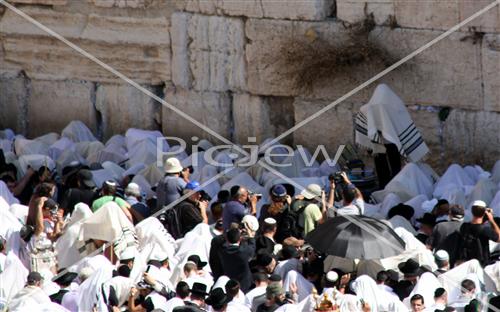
[403,272,441,309]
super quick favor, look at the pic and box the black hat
[388,203,415,220]
[398,259,420,277]
[187,255,207,270]
[77,169,96,188]
[190,282,208,297]
[416,213,437,227]
[52,269,78,286]
[27,271,43,284]
[206,288,230,308]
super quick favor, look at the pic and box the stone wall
[0,0,499,172]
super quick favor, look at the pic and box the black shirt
[177,200,204,235]
[60,187,97,215]
[460,222,499,265]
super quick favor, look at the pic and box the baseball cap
[271,184,287,198]
[472,200,487,208]
[185,181,201,191]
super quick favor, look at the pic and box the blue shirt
[222,200,247,230]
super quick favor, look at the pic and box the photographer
[328,172,364,216]
[222,186,258,230]
[176,181,209,236]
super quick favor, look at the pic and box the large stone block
[26,80,97,138]
[371,27,483,110]
[177,0,334,21]
[0,74,28,134]
[0,7,170,84]
[8,0,67,5]
[483,34,500,112]
[459,0,500,33]
[89,0,151,8]
[162,87,232,143]
[442,109,500,169]
[95,84,162,140]
[292,98,356,156]
[394,0,460,31]
[232,93,294,145]
[170,12,245,92]
[336,0,395,25]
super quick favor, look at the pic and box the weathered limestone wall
[0,0,499,171]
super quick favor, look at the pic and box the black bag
[281,201,308,239]
[20,225,35,243]
[158,206,183,239]
[458,223,484,264]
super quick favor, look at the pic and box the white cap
[164,157,183,173]
[326,271,339,282]
[472,200,487,208]
[435,250,449,261]
[242,215,259,232]
[125,182,141,197]
[264,218,277,225]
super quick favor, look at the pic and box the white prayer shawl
[380,228,437,272]
[171,224,213,285]
[17,154,56,177]
[376,193,402,218]
[491,191,500,221]
[87,145,127,165]
[363,202,383,218]
[61,121,97,142]
[74,141,104,159]
[338,294,363,312]
[352,275,407,312]
[147,264,175,292]
[484,261,500,292]
[273,148,320,179]
[90,168,116,189]
[77,265,114,312]
[0,181,19,206]
[0,139,12,153]
[14,138,50,156]
[56,148,87,174]
[389,215,418,235]
[127,139,159,168]
[105,134,126,149]
[168,145,189,161]
[102,276,134,307]
[283,270,313,302]
[200,164,221,199]
[441,185,467,211]
[355,84,429,162]
[466,177,497,210]
[34,133,59,146]
[433,164,475,198]
[0,251,28,305]
[123,163,146,178]
[80,202,137,257]
[438,259,496,303]
[125,128,165,153]
[48,137,75,162]
[403,272,442,309]
[492,160,500,184]
[55,203,93,268]
[75,255,113,276]
[135,217,177,263]
[372,163,433,203]
[0,199,23,256]
[101,161,126,182]
[8,286,51,311]
[138,164,164,187]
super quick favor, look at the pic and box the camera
[248,190,262,199]
[199,190,212,202]
[328,171,344,184]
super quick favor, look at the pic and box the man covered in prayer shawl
[8,272,51,311]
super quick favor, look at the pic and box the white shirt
[245,286,266,308]
[274,258,301,280]
[337,198,364,215]
[227,300,251,312]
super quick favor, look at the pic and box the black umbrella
[305,215,405,260]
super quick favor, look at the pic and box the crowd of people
[2,123,500,312]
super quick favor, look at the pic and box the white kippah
[326,271,339,283]
[264,218,277,225]
[435,250,449,261]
